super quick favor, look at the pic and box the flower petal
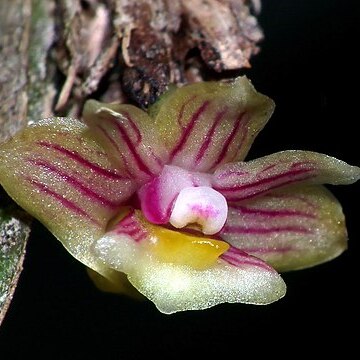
[93,209,286,314]
[150,76,274,172]
[213,150,360,201]
[220,185,349,271]
[83,100,168,184]
[0,117,135,273]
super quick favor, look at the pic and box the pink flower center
[169,186,228,235]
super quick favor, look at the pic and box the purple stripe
[291,160,315,169]
[119,218,137,227]
[115,227,147,242]
[124,112,142,144]
[114,209,136,226]
[96,126,133,178]
[223,174,315,201]
[149,147,165,167]
[121,228,143,237]
[216,169,250,179]
[133,233,147,242]
[119,217,139,229]
[225,246,273,268]
[170,101,210,160]
[37,141,127,180]
[177,95,197,126]
[236,117,250,151]
[230,204,316,219]
[221,253,272,271]
[216,169,314,197]
[110,118,154,176]
[195,108,228,164]
[216,167,315,193]
[260,163,278,173]
[113,210,148,242]
[27,178,101,225]
[223,225,312,235]
[115,224,136,233]
[27,159,122,209]
[263,193,318,209]
[209,112,245,169]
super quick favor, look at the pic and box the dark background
[1,0,359,357]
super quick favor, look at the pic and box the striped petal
[83,100,168,184]
[93,209,286,314]
[0,118,135,274]
[150,76,274,172]
[220,185,349,272]
[213,150,360,202]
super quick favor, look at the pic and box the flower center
[169,186,228,235]
[101,207,230,271]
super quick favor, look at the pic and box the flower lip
[169,186,228,235]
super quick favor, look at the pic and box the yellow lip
[148,224,230,270]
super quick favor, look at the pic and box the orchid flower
[0,76,359,314]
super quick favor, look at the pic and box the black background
[1,0,359,357]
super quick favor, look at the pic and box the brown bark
[53,0,263,113]
[0,0,31,143]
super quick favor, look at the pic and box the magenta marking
[264,193,318,209]
[131,234,146,242]
[98,125,121,152]
[223,174,315,201]
[37,141,127,180]
[112,210,137,230]
[116,214,148,242]
[260,163,278,173]
[216,167,315,193]
[170,101,210,160]
[110,118,154,176]
[124,111,142,144]
[291,160,315,169]
[111,210,148,242]
[223,225,312,235]
[230,204,316,219]
[226,246,248,256]
[231,117,250,160]
[27,159,123,209]
[209,112,245,169]
[115,227,147,242]
[121,228,142,237]
[139,178,170,224]
[195,108,228,164]
[114,219,138,231]
[27,178,101,225]
[177,95,198,127]
[221,253,272,271]
[191,204,219,219]
[149,147,165,168]
[215,169,250,179]
[115,225,138,234]
[119,218,137,227]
